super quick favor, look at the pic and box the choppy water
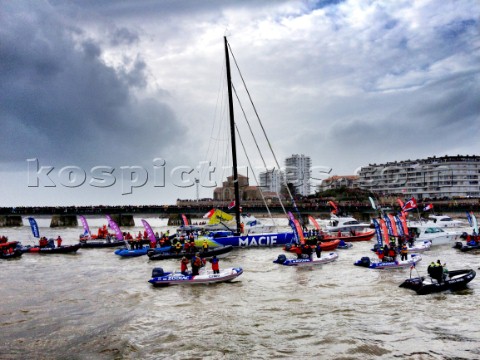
[1,218,479,359]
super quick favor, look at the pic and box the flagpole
[416,204,422,223]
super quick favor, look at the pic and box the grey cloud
[110,27,140,47]
[0,2,184,169]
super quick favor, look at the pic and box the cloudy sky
[1,0,479,206]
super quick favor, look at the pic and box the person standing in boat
[180,256,189,275]
[435,260,444,283]
[188,239,196,253]
[191,253,203,276]
[383,243,390,259]
[387,246,397,261]
[202,239,209,253]
[125,232,134,248]
[209,255,220,274]
[315,241,322,258]
[56,235,63,248]
[400,243,408,261]
[175,241,183,254]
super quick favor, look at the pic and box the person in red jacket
[56,236,63,248]
[209,255,220,274]
[180,257,189,275]
[39,237,48,248]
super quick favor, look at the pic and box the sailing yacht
[198,37,294,248]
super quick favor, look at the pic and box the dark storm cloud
[317,67,480,172]
[0,2,183,169]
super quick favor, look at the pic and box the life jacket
[193,257,202,267]
[401,246,408,254]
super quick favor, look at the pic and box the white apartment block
[285,154,312,196]
[356,155,480,199]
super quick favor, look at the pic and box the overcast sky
[1,0,479,206]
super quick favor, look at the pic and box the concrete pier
[0,215,23,227]
[108,214,135,227]
[50,215,78,227]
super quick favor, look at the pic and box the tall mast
[224,36,241,235]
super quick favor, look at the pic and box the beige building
[213,174,263,201]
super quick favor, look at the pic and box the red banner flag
[402,198,417,212]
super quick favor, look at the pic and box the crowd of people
[38,236,63,248]
[375,235,415,262]
[179,254,220,276]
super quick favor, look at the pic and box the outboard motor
[47,239,55,248]
[152,268,164,278]
[275,254,287,264]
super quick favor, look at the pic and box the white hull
[408,225,462,246]
[274,252,338,266]
[407,240,432,252]
[324,215,371,233]
[149,267,243,286]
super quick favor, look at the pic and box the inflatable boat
[354,254,422,269]
[453,241,480,252]
[273,252,338,266]
[372,241,432,253]
[399,269,476,295]
[23,244,80,254]
[337,240,353,249]
[114,245,155,257]
[147,245,234,261]
[0,242,23,259]
[148,267,243,286]
[284,240,340,253]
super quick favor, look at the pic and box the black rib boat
[453,241,480,252]
[1,242,23,259]
[148,245,234,261]
[22,244,81,254]
[399,269,476,295]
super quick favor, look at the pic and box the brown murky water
[1,219,479,359]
